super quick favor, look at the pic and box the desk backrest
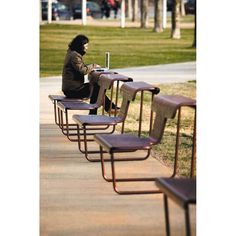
[150,95,196,143]
[95,73,133,108]
[118,82,160,132]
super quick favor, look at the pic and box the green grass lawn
[40,24,196,77]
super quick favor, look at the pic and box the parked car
[73,1,102,19]
[184,0,195,14]
[42,2,72,21]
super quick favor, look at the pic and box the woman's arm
[71,52,97,75]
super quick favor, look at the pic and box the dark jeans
[63,83,114,115]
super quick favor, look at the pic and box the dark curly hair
[68,34,89,55]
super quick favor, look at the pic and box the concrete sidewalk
[113,61,196,83]
[40,62,196,236]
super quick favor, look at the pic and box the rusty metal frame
[56,74,133,142]
[171,106,197,178]
[163,191,195,236]
[77,124,116,162]
[48,95,66,126]
[99,147,161,194]
[96,107,196,195]
[74,83,159,162]
[94,95,196,195]
[190,109,196,178]
[57,108,110,142]
[56,91,112,142]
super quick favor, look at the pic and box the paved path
[114,61,196,83]
[41,124,189,236]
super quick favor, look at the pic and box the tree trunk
[171,0,181,39]
[127,0,132,19]
[140,0,149,28]
[131,0,138,22]
[121,0,125,28]
[180,0,186,16]
[162,0,167,29]
[154,0,163,32]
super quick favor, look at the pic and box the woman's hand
[94,64,101,68]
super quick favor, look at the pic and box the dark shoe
[105,101,118,110]
[89,108,97,115]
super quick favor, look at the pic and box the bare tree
[127,0,132,19]
[180,0,186,16]
[131,0,138,22]
[171,0,181,39]
[140,0,149,28]
[121,0,125,27]
[153,0,163,32]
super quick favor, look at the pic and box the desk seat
[155,177,196,236]
[48,95,66,103]
[73,115,122,126]
[57,100,97,112]
[94,134,153,153]
[156,178,196,207]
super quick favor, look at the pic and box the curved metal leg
[164,195,171,236]
[185,205,191,236]
[172,108,182,177]
[100,152,162,194]
[190,109,196,177]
